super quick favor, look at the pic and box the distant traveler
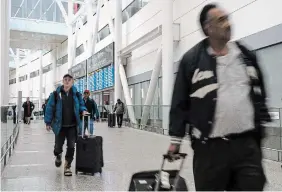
[113,99,125,128]
[22,97,35,124]
[83,90,99,134]
[167,3,271,191]
[42,99,47,116]
[44,74,88,176]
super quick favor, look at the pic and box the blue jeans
[84,119,94,135]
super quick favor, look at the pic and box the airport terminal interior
[1,0,282,191]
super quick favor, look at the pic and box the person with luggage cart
[44,74,89,176]
[113,99,125,128]
[167,3,271,191]
[82,90,99,135]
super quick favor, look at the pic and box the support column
[39,51,43,107]
[71,22,79,67]
[27,61,31,97]
[162,0,174,134]
[86,0,94,56]
[91,0,102,56]
[104,0,115,41]
[141,48,162,127]
[67,0,74,69]
[119,65,137,125]
[52,47,58,90]
[114,0,122,101]
[16,49,21,94]
[17,91,22,122]
[0,0,10,106]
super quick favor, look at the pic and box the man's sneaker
[55,154,62,167]
[64,161,72,176]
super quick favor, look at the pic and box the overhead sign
[269,112,280,120]
[87,43,114,73]
[68,60,87,79]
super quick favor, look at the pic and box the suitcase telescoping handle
[81,114,91,138]
[154,153,187,191]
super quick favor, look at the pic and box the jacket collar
[56,85,78,94]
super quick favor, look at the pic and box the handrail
[1,123,20,170]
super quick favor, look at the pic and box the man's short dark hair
[199,3,217,36]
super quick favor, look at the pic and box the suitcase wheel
[92,172,95,176]
[75,170,78,175]
[99,168,102,174]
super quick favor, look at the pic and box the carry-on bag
[128,153,188,191]
[75,114,104,175]
[108,113,116,127]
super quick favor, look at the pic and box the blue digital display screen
[74,76,87,94]
[87,64,114,92]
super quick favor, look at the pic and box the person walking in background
[22,97,35,124]
[167,3,271,191]
[113,99,125,128]
[83,90,99,134]
[44,74,88,176]
[42,99,47,117]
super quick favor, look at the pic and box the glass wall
[11,0,68,23]
[122,0,149,23]
[97,25,110,42]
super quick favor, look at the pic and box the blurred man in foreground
[168,3,271,191]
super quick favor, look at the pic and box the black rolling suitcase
[129,153,188,191]
[108,113,116,127]
[75,115,104,175]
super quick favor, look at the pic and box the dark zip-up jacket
[83,98,99,120]
[169,38,271,144]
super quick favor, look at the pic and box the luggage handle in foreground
[81,114,92,138]
[154,153,187,191]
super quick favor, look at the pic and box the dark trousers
[192,134,266,191]
[54,126,76,165]
[116,114,123,127]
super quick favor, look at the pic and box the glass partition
[11,0,68,23]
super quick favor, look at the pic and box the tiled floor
[1,122,282,191]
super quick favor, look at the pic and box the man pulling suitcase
[44,74,88,176]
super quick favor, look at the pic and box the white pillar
[52,47,58,90]
[68,28,73,69]
[86,0,94,56]
[104,0,115,40]
[0,0,10,106]
[114,0,122,101]
[71,22,79,67]
[17,91,22,122]
[162,0,174,134]
[91,0,102,56]
[27,61,31,98]
[16,49,21,94]
[39,51,43,107]
[67,0,74,69]
[119,64,137,125]
[141,48,162,127]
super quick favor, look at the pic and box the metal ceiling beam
[14,0,25,17]
[27,0,41,18]
[55,0,69,25]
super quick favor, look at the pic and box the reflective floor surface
[1,122,282,191]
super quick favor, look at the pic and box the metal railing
[119,105,282,162]
[1,105,20,171]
